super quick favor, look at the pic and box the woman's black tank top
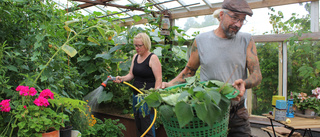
[132,53,155,94]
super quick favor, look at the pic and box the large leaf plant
[138,76,238,128]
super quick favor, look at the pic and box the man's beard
[222,25,240,39]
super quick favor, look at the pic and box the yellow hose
[123,81,157,137]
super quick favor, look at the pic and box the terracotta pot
[305,109,317,116]
[42,130,60,137]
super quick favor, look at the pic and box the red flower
[34,97,50,107]
[24,105,27,110]
[0,99,11,112]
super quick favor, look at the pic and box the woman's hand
[113,76,123,83]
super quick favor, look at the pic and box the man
[161,0,262,136]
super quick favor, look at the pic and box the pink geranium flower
[29,87,37,96]
[0,99,11,112]
[17,86,30,96]
[39,89,54,99]
[34,97,50,107]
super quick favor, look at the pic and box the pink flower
[39,89,54,99]
[17,86,30,96]
[34,97,50,107]
[29,87,37,96]
[0,99,11,112]
[15,85,24,91]
[24,105,27,110]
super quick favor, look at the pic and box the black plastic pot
[60,126,73,137]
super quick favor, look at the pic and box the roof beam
[67,0,145,12]
[147,0,165,11]
[171,0,317,19]
[176,0,190,11]
[202,0,213,8]
[119,0,316,26]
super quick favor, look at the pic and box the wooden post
[278,42,283,96]
[283,42,287,100]
[311,0,319,32]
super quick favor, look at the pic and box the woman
[114,33,162,137]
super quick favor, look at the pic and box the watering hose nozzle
[101,75,116,87]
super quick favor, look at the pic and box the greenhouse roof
[53,0,315,25]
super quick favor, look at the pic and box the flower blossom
[0,99,11,112]
[29,87,37,96]
[16,85,38,96]
[312,87,320,95]
[16,85,30,96]
[298,92,308,102]
[39,89,54,99]
[24,105,27,110]
[34,97,50,107]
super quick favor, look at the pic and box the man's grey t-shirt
[196,30,251,106]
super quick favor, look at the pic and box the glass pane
[288,41,320,96]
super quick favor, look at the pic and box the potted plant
[293,87,320,116]
[138,76,238,136]
[0,85,68,137]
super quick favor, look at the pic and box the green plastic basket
[161,81,237,137]
[161,108,229,137]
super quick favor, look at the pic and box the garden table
[263,114,320,137]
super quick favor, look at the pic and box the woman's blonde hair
[134,33,151,51]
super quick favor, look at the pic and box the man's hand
[232,79,246,101]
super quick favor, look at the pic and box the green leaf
[39,64,46,70]
[97,27,106,41]
[159,105,174,121]
[207,89,221,105]
[193,86,205,92]
[219,95,231,116]
[77,56,91,62]
[194,102,207,122]
[132,15,142,22]
[95,53,111,59]
[7,65,18,72]
[175,101,194,128]
[98,92,113,103]
[83,63,97,74]
[185,76,196,84]
[109,45,122,54]
[62,45,78,57]
[177,91,189,102]
[87,36,101,45]
[162,93,181,106]
[204,102,221,127]
[144,92,161,107]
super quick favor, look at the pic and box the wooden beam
[253,32,320,43]
[68,0,144,12]
[171,0,317,19]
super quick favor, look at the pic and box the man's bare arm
[245,38,262,89]
[166,40,200,87]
